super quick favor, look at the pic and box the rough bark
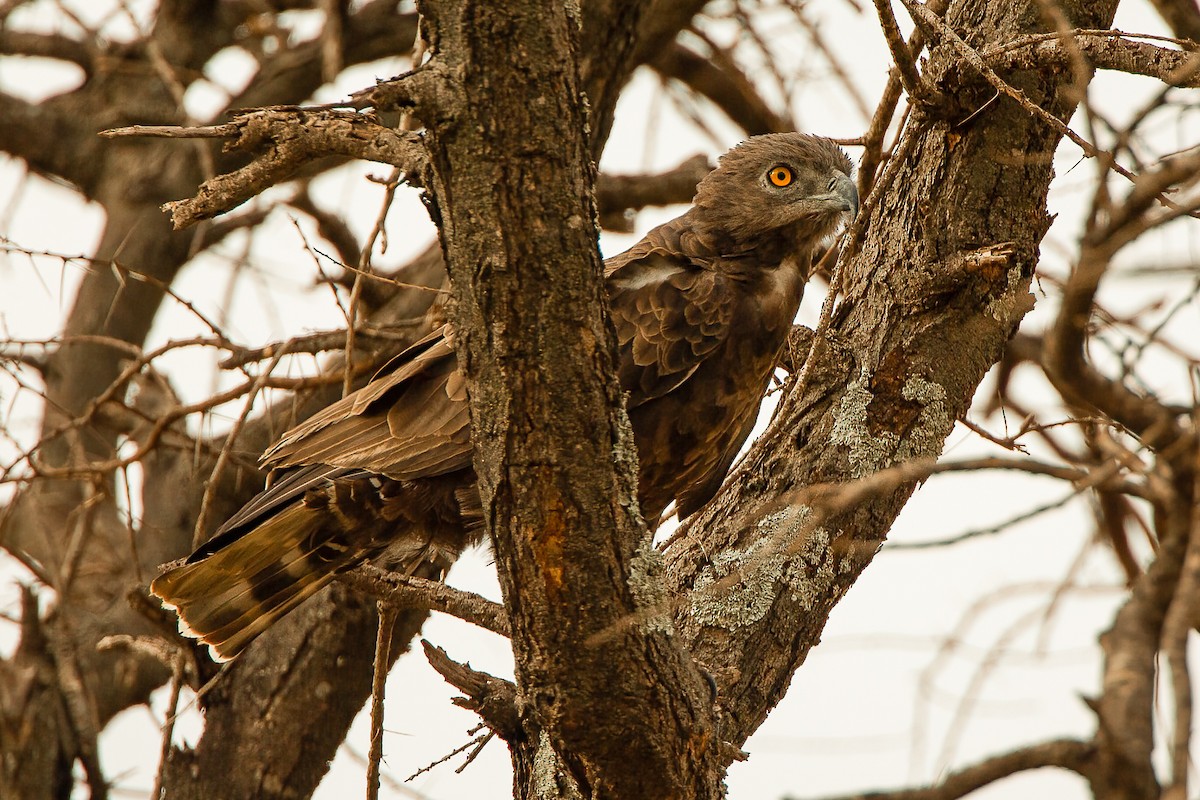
[2,2,719,797]
[662,0,1120,758]
[417,2,720,797]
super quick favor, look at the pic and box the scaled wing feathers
[607,246,734,409]
[262,325,472,480]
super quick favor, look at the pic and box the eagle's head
[692,133,857,252]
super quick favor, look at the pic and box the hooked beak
[833,172,859,220]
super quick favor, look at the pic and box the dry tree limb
[342,163,409,397]
[1145,0,1200,43]
[985,29,1200,87]
[1158,438,1200,798]
[288,189,365,270]
[0,29,93,67]
[192,345,292,546]
[366,602,397,800]
[96,635,192,800]
[403,728,493,783]
[793,6,873,124]
[419,640,521,741]
[899,0,1168,192]
[594,154,713,230]
[341,564,510,637]
[807,738,1096,800]
[1043,152,1200,447]
[1089,498,1187,798]
[45,619,108,800]
[217,326,423,369]
[103,109,428,229]
[650,41,791,135]
[858,0,950,192]
[21,368,370,481]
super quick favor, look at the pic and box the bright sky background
[1,1,1198,798]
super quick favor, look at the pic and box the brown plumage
[151,133,856,661]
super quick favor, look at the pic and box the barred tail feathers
[150,501,367,662]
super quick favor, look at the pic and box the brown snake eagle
[152,133,857,661]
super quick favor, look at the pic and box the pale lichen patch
[896,376,949,462]
[690,536,783,630]
[690,505,833,628]
[628,536,672,635]
[533,730,583,800]
[830,366,897,477]
[985,264,1030,324]
[782,524,837,611]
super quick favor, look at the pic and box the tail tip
[149,585,238,663]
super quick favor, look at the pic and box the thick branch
[422,2,720,797]
[663,0,1120,754]
[650,42,791,135]
[0,30,91,67]
[1146,0,1200,43]
[1041,153,1200,448]
[594,154,712,230]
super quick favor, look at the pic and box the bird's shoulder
[604,217,742,408]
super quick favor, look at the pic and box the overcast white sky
[1,1,1198,798]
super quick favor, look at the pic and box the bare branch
[101,123,241,139]
[650,41,791,135]
[1042,154,1200,447]
[595,154,713,230]
[809,739,1096,800]
[858,0,949,192]
[420,640,521,741]
[366,602,396,800]
[0,30,92,69]
[900,0,1147,186]
[872,0,933,103]
[341,564,510,637]
[986,31,1200,88]
[103,109,428,228]
[1159,445,1200,797]
[1146,0,1200,43]
[216,326,422,369]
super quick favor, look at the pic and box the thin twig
[346,168,404,396]
[192,345,291,547]
[367,602,398,800]
[872,0,930,103]
[151,651,187,800]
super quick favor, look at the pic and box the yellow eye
[768,166,793,187]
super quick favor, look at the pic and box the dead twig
[341,564,510,637]
[366,602,397,800]
[104,110,427,229]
